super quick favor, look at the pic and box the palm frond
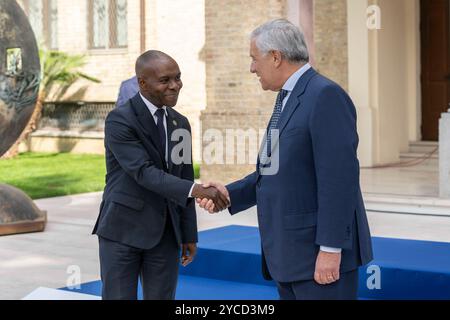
[39,48,101,100]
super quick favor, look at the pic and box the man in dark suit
[198,19,373,300]
[116,75,138,108]
[93,50,229,300]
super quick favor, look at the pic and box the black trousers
[276,269,359,300]
[98,216,180,300]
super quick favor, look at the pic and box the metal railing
[39,101,115,132]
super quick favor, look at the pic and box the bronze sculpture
[0,0,47,236]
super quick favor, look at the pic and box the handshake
[192,182,230,213]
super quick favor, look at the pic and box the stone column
[439,108,450,198]
[200,0,286,184]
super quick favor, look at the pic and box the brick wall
[313,0,348,91]
[200,0,286,184]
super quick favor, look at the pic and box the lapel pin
[173,120,177,126]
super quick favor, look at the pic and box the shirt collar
[139,92,168,117]
[282,63,312,92]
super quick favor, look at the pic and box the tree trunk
[1,91,45,159]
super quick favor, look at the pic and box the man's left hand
[181,243,197,267]
[314,251,341,285]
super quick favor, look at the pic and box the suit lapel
[130,94,166,165]
[276,67,317,135]
[256,68,317,171]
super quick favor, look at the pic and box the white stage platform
[23,287,100,300]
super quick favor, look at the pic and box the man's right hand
[191,183,230,211]
[196,182,230,213]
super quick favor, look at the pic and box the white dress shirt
[139,93,196,198]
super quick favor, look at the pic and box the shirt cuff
[188,183,196,198]
[320,246,342,253]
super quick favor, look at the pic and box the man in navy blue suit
[198,19,373,300]
[116,75,138,107]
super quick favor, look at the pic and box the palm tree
[2,49,100,158]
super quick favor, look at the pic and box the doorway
[421,0,450,141]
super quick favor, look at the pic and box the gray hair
[251,19,309,64]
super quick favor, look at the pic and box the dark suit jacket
[93,93,197,249]
[227,68,373,283]
[116,76,138,108]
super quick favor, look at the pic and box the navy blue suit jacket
[227,68,373,283]
[93,93,197,249]
[116,76,138,108]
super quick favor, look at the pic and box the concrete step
[399,151,438,167]
[408,141,438,154]
[409,141,439,153]
[364,192,450,216]
[396,141,439,167]
[400,152,438,159]
[408,141,439,154]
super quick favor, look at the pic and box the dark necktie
[155,108,166,160]
[260,89,289,167]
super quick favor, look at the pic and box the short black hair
[135,50,173,77]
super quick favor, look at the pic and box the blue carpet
[62,225,450,300]
[61,276,279,300]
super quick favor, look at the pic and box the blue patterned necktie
[260,89,289,167]
[155,108,166,160]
